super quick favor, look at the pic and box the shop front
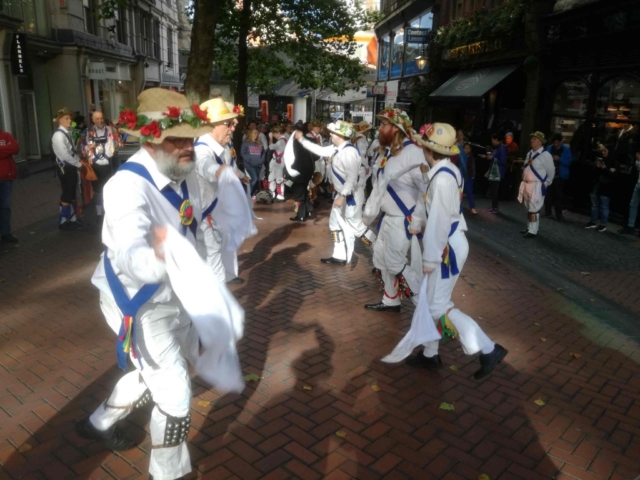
[86,60,136,123]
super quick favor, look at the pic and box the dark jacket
[592,157,616,197]
[492,144,508,179]
[291,133,315,184]
[241,140,265,168]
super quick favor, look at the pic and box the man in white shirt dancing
[52,108,82,230]
[76,88,214,480]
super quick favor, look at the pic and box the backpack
[255,190,274,205]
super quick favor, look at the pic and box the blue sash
[194,140,225,165]
[202,198,218,221]
[525,152,547,195]
[119,162,198,237]
[331,145,358,206]
[428,167,464,214]
[385,184,423,240]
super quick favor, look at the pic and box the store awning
[429,64,519,101]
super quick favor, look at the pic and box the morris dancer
[77,89,213,479]
[404,123,508,379]
[364,108,425,312]
[307,120,331,199]
[52,108,82,230]
[194,98,239,283]
[294,120,365,264]
[518,131,555,239]
[81,110,120,221]
[268,125,287,201]
[354,120,373,208]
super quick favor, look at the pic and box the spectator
[257,124,269,150]
[544,133,572,221]
[585,145,616,232]
[243,120,258,141]
[0,128,19,244]
[485,133,507,214]
[463,142,477,214]
[283,122,293,140]
[241,128,265,196]
[618,151,640,236]
[455,130,476,214]
[71,114,86,147]
[505,132,519,161]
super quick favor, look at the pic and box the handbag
[485,159,500,181]
[80,159,98,181]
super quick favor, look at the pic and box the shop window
[550,79,589,150]
[378,35,390,81]
[596,76,640,122]
[404,11,433,76]
[390,27,403,78]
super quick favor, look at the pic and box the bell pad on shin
[133,390,153,410]
[331,230,344,243]
[163,412,191,448]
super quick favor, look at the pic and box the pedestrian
[306,120,330,199]
[295,120,373,262]
[82,110,120,221]
[243,120,258,141]
[618,151,640,236]
[403,122,508,379]
[52,108,82,230]
[544,133,572,220]
[0,127,19,244]
[76,89,214,480]
[505,131,519,161]
[268,125,287,201]
[363,108,425,312]
[241,128,265,196]
[288,125,316,222]
[518,131,555,238]
[193,98,239,283]
[463,142,477,214]
[585,145,616,233]
[485,133,507,214]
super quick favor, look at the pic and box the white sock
[481,342,496,355]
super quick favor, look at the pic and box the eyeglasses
[165,137,194,148]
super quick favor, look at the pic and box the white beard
[155,150,195,182]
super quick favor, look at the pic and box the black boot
[406,350,443,370]
[474,344,508,380]
[321,257,346,265]
[364,302,400,312]
[75,416,137,451]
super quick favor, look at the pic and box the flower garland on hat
[117,104,210,143]
[377,107,414,134]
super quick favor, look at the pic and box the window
[167,27,174,68]
[83,0,97,35]
[133,10,142,52]
[153,20,161,59]
[549,79,589,149]
[404,11,433,76]
[390,27,403,78]
[10,0,48,36]
[116,6,128,45]
[378,35,390,81]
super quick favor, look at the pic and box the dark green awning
[429,65,519,101]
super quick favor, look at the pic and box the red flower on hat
[164,106,182,118]
[118,109,138,130]
[233,105,245,115]
[140,120,161,139]
[419,124,435,137]
[192,104,209,122]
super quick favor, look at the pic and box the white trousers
[222,249,239,281]
[421,231,494,356]
[527,211,540,235]
[90,293,197,480]
[196,219,226,283]
[328,198,366,261]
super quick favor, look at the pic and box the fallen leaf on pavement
[439,402,455,411]
[371,384,380,392]
[540,338,547,342]
[271,309,279,313]
[336,430,347,438]
[477,474,491,480]
[243,373,260,382]
[557,288,565,292]
[534,322,540,326]
[449,365,458,371]
[590,299,595,302]
[569,352,581,359]
[534,398,546,407]
[18,443,32,453]
[303,385,312,391]
[197,400,211,407]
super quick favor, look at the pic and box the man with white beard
[193,98,239,283]
[76,89,214,480]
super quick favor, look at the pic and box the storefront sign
[448,40,502,60]
[385,80,399,106]
[88,62,107,80]
[10,34,28,76]
[367,85,386,97]
[406,28,430,44]
[248,91,260,107]
[397,78,419,103]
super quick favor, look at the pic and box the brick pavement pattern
[0,197,639,480]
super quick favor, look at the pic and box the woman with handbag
[484,133,507,214]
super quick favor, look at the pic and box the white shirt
[91,147,203,303]
[195,134,225,212]
[299,138,360,196]
[306,132,324,147]
[354,133,369,165]
[525,147,555,186]
[223,142,246,179]
[258,132,268,151]
[269,137,287,157]
[422,159,468,269]
[52,127,81,167]
[367,138,380,159]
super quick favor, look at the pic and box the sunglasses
[165,137,194,148]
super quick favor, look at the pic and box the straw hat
[376,107,413,135]
[199,98,238,125]
[412,123,460,156]
[327,120,354,138]
[117,88,214,144]
[355,121,372,134]
[54,108,74,121]
[529,131,546,143]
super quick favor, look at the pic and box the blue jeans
[464,177,476,209]
[246,166,261,196]
[0,180,13,235]
[590,191,610,225]
[627,183,640,228]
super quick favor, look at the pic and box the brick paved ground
[0,193,639,480]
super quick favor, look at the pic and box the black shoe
[0,234,18,244]
[618,226,635,235]
[406,350,443,371]
[474,344,508,380]
[523,232,537,238]
[289,217,305,223]
[75,416,136,451]
[584,222,597,229]
[364,302,400,312]
[320,257,346,265]
[597,225,607,233]
[520,229,529,234]
[226,277,244,285]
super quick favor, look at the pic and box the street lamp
[415,55,428,70]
